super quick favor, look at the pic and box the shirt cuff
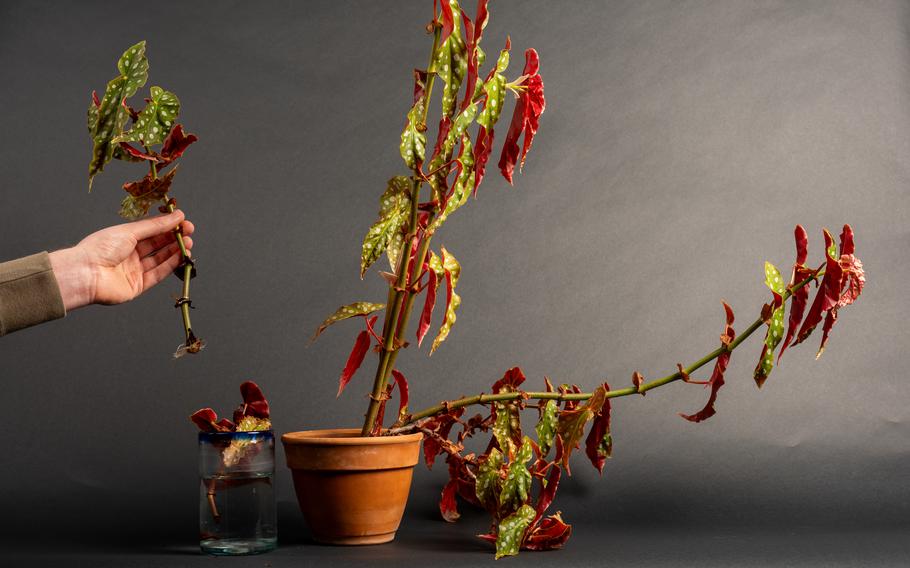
[0,251,66,336]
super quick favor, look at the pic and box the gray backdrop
[1,1,908,566]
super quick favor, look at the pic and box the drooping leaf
[435,0,468,118]
[491,367,526,457]
[336,323,374,398]
[159,123,198,164]
[88,40,149,189]
[312,302,385,341]
[417,252,444,346]
[391,369,410,422]
[430,247,462,353]
[523,512,572,551]
[535,399,558,456]
[117,142,160,163]
[189,407,219,432]
[459,0,490,112]
[778,225,813,363]
[430,134,475,232]
[753,262,786,388]
[473,39,511,193]
[475,446,504,512]
[400,71,428,170]
[680,301,736,422]
[816,225,865,358]
[793,229,843,351]
[112,86,179,146]
[119,166,178,220]
[556,385,607,473]
[584,382,613,474]
[494,504,536,559]
[427,103,477,199]
[440,478,461,522]
[534,465,562,521]
[499,437,533,514]
[422,407,465,469]
[362,176,412,277]
[499,48,546,184]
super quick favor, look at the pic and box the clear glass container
[198,430,277,555]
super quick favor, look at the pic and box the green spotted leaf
[754,262,786,387]
[312,302,385,341]
[535,399,559,456]
[400,71,428,171]
[113,86,179,146]
[476,45,510,130]
[430,247,461,353]
[434,0,468,118]
[475,446,503,512]
[430,135,474,233]
[362,177,412,277]
[499,437,533,514]
[88,40,149,189]
[427,103,477,200]
[495,504,535,559]
[492,401,521,458]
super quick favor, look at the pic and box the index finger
[127,210,185,241]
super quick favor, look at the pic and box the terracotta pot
[281,428,423,545]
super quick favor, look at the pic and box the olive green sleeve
[0,252,66,336]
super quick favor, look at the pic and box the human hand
[49,210,195,311]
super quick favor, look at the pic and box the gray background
[1,0,908,566]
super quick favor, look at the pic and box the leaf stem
[395,271,821,428]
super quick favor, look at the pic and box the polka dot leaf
[498,436,533,514]
[113,86,180,146]
[476,43,510,130]
[535,399,559,456]
[474,446,504,512]
[427,103,477,199]
[435,0,468,118]
[87,40,149,189]
[312,302,386,342]
[362,176,412,277]
[430,247,462,354]
[754,262,786,387]
[494,504,536,559]
[430,134,474,233]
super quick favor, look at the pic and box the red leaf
[91,90,101,107]
[160,124,198,165]
[190,408,219,432]
[523,513,572,551]
[584,382,612,474]
[816,225,864,358]
[534,465,561,521]
[492,366,527,393]
[417,267,439,346]
[473,125,495,195]
[460,0,490,112]
[440,478,461,522]
[391,369,410,420]
[214,418,235,432]
[498,49,546,184]
[337,327,373,398]
[680,301,735,423]
[118,142,161,163]
[429,116,452,165]
[778,225,813,363]
[794,230,843,350]
[439,0,456,43]
[422,407,465,469]
[240,381,269,417]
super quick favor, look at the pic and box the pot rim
[281,427,422,446]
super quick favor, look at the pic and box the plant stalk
[360,20,443,436]
[395,271,821,428]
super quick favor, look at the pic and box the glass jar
[198,430,277,555]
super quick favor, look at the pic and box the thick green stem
[397,271,821,428]
[360,20,443,436]
[165,199,195,343]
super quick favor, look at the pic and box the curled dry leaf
[680,301,735,423]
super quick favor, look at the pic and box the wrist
[49,247,96,311]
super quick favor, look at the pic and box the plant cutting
[290,0,867,559]
[86,41,203,357]
[190,382,277,555]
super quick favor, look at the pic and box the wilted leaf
[362,176,412,277]
[793,229,843,353]
[499,437,533,514]
[440,478,460,522]
[499,48,546,184]
[556,385,606,473]
[473,39,511,193]
[337,322,374,398]
[584,383,613,474]
[189,407,219,432]
[160,123,198,164]
[391,369,410,421]
[753,262,785,388]
[422,407,464,469]
[312,302,385,341]
[460,0,490,112]
[417,252,445,346]
[430,134,475,233]
[523,512,572,551]
[494,504,535,559]
[535,399,558,456]
[119,166,178,220]
[430,247,462,353]
[88,40,149,189]
[778,225,813,363]
[427,103,477,199]
[680,301,736,422]
[475,446,504,512]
